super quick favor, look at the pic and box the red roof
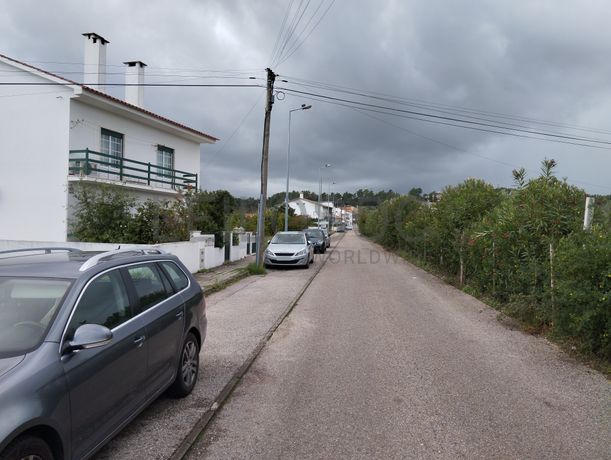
[0,53,218,142]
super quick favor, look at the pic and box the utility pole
[256,68,276,267]
[583,195,595,231]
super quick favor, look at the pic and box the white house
[0,33,217,242]
[288,193,333,221]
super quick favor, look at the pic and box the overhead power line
[0,82,263,88]
[269,0,296,66]
[276,0,336,66]
[276,86,611,149]
[0,68,263,80]
[280,75,611,136]
[270,0,335,67]
[7,60,263,74]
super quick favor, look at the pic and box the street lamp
[285,104,312,231]
[318,163,331,227]
[329,180,336,229]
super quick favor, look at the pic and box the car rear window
[159,261,189,291]
[305,230,324,238]
[126,264,169,312]
[0,277,71,357]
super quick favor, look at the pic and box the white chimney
[124,61,146,107]
[82,33,109,92]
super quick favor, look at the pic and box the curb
[169,233,346,460]
[201,268,250,295]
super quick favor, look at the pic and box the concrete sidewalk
[193,254,256,292]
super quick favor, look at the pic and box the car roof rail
[0,247,83,258]
[79,248,167,272]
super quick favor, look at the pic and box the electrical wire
[292,90,611,190]
[269,0,296,66]
[276,86,611,148]
[276,0,336,67]
[280,75,611,136]
[274,0,311,67]
[0,82,263,88]
[5,60,263,74]
[206,90,265,167]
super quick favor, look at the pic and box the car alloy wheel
[181,339,198,388]
[168,332,199,397]
[0,435,53,460]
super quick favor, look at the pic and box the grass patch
[247,262,267,275]
[204,269,250,294]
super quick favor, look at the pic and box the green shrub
[70,184,134,243]
[359,160,609,364]
[554,227,611,359]
[127,199,189,244]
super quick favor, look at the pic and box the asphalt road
[186,231,610,459]
[94,259,319,459]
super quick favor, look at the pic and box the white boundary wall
[0,232,254,273]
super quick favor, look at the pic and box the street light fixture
[285,104,312,231]
[318,163,331,227]
[329,180,336,229]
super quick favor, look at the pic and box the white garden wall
[0,232,254,273]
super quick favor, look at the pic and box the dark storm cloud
[2,0,610,196]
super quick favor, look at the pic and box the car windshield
[305,230,324,239]
[0,277,71,357]
[271,233,305,244]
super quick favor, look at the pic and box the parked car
[308,226,330,248]
[264,232,314,268]
[0,247,206,460]
[303,228,326,253]
[322,228,331,248]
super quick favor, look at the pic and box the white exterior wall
[230,233,248,261]
[0,233,253,273]
[289,199,318,218]
[69,99,201,178]
[0,61,73,241]
[288,199,332,220]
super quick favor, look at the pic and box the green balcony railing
[68,149,198,190]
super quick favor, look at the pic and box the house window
[157,145,174,186]
[101,128,124,166]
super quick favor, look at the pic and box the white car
[264,232,314,268]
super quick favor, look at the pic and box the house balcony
[68,149,198,194]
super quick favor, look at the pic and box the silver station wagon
[0,248,206,460]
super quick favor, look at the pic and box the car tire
[0,435,54,460]
[167,332,199,398]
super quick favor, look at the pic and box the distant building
[288,193,333,221]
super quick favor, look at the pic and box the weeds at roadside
[247,262,267,275]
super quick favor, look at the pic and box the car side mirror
[66,324,112,353]
[267,240,271,245]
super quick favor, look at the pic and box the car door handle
[133,335,146,348]
[176,311,184,320]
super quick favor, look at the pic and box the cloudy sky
[2,0,611,197]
